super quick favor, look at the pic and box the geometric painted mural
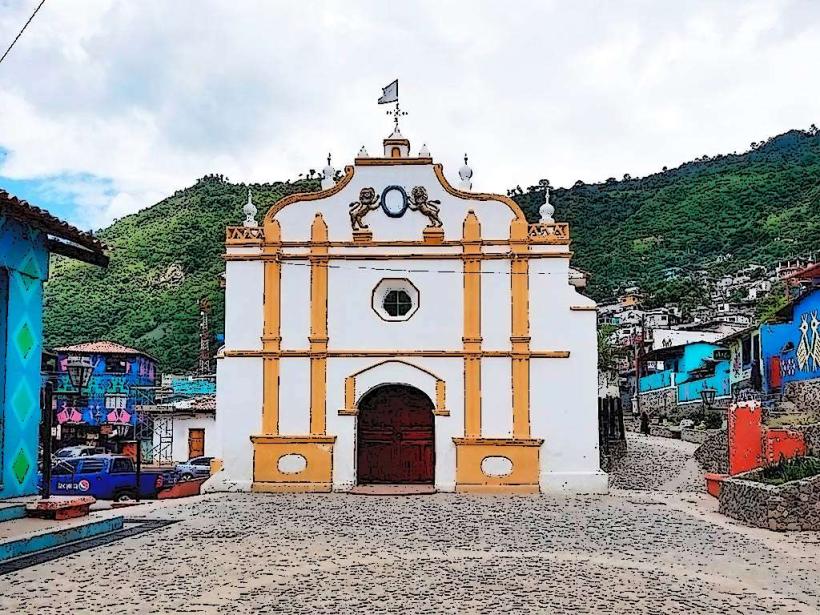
[0,213,47,498]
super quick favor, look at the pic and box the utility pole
[198,297,212,375]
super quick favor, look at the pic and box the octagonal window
[372,279,419,321]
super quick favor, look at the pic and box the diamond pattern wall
[0,215,47,498]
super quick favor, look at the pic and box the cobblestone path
[610,432,703,492]
[2,482,819,614]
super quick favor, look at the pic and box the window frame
[371,278,420,322]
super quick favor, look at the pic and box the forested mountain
[512,128,820,304]
[43,175,319,371]
[43,128,820,371]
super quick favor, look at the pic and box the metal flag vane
[378,79,406,131]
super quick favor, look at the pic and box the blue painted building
[760,288,820,393]
[0,190,107,498]
[52,342,157,451]
[639,341,731,404]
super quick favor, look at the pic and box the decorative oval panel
[380,185,408,218]
[480,456,513,477]
[277,453,307,474]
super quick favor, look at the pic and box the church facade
[211,129,607,494]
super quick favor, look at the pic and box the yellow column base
[452,437,543,494]
[250,435,335,493]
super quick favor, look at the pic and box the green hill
[43,175,319,371]
[43,128,820,371]
[512,127,820,304]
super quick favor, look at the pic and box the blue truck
[47,455,176,501]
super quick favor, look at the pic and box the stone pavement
[1,438,819,614]
[610,432,704,492]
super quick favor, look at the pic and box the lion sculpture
[348,187,380,231]
[409,186,443,228]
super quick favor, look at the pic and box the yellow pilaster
[261,219,282,434]
[462,211,482,438]
[510,218,531,439]
[310,213,329,435]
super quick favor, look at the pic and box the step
[0,503,27,524]
[0,514,124,563]
[348,484,437,496]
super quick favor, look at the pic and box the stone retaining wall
[681,428,708,444]
[719,466,820,531]
[694,430,728,474]
[793,424,820,457]
[636,387,676,418]
[783,379,820,416]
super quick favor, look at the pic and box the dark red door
[357,385,435,484]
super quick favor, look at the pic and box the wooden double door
[357,384,435,484]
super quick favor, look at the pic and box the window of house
[105,355,128,374]
[104,394,127,410]
[741,337,752,367]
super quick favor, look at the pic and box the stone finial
[243,188,258,227]
[321,153,336,190]
[458,154,473,190]
[357,145,369,158]
[419,143,431,157]
[539,190,554,223]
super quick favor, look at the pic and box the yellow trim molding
[434,164,527,222]
[452,437,543,494]
[262,165,355,225]
[570,305,597,311]
[463,211,482,438]
[250,434,335,493]
[510,218,531,439]
[354,157,433,166]
[225,252,573,262]
[261,219,282,434]
[224,349,571,359]
[310,214,329,435]
[337,360,450,416]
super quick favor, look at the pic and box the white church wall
[224,260,264,351]
[278,358,311,435]
[480,260,511,350]
[327,264,462,352]
[213,356,262,489]
[274,164,517,243]
[279,263,311,349]
[481,358,513,437]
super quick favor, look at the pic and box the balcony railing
[226,226,264,244]
[527,222,570,244]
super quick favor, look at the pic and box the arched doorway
[357,384,435,484]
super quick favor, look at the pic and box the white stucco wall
[214,155,605,494]
[224,260,264,351]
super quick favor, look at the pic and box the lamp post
[41,355,93,500]
[700,386,717,424]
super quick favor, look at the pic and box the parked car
[175,456,214,481]
[46,455,176,501]
[53,446,106,459]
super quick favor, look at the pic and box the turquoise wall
[0,214,48,498]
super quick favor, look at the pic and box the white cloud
[0,0,818,227]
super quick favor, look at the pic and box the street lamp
[40,355,94,500]
[700,387,717,410]
[66,355,94,393]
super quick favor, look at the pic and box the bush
[752,456,820,485]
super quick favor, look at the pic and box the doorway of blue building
[356,384,435,484]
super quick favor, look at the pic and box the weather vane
[378,79,406,131]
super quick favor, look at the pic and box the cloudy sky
[1,0,819,230]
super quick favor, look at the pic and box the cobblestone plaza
[2,435,819,614]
